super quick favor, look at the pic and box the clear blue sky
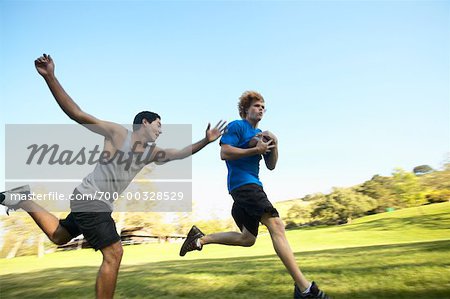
[1,1,449,219]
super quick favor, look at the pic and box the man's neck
[245,118,259,128]
[131,131,150,152]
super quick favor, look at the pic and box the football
[247,131,272,148]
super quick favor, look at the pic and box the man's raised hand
[35,53,55,78]
[206,120,227,143]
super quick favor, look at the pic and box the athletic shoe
[179,225,205,256]
[0,185,31,215]
[294,281,330,299]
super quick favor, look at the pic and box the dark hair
[133,111,161,131]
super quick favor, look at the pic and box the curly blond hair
[238,91,265,119]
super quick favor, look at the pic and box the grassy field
[0,202,449,298]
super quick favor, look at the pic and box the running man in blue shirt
[180,91,330,299]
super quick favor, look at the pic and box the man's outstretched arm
[35,54,126,141]
[154,120,227,163]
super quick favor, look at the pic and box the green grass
[1,202,450,298]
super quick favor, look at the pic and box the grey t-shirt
[73,131,151,212]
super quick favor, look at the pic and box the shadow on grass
[1,240,449,299]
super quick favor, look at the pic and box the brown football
[248,131,272,148]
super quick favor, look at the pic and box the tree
[311,188,377,225]
[356,175,396,212]
[195,218,236,235]
[392,168,427,207]
[302,193,326,202]
[425,189,450,203]
[0,211,48,258]
[413,165,434,176]
[171,212,188,234]
[420,163,450,190]
[121,212,174,236]
[286,203,313,227]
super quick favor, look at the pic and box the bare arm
[154,121,226,163]
[220,139,274,161]
[34,54,126,141]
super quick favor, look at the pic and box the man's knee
[102,242,123,265]
[52,236,68,245]
[51,225,72,245]
[267,217,286,235]
[240,234,256,247]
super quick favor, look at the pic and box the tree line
[284,163,450,227]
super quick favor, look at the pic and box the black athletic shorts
[59,191,121,250]
[230,183,279,237]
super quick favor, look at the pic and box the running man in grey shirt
[0,54,226,299]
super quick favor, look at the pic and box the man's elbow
[68,111,82,122]
[69,110,88,124]
[266,159,277,170]
[220,148,230,160]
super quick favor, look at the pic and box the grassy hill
[0,202,449,298]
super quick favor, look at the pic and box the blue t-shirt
[220,119,263,192]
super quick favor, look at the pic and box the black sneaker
[0,185,31,215]
[294,281,330,299]
[179,225,205,256]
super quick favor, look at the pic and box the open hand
[206,120,227,143]
[256,138,275,155]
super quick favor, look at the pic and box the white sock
[302,283,312,294]
[196,238,202,249]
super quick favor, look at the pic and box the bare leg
[96,241,123,299]
[200,227,256,247]
[18,200,72,245]
[261,214,310,291]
